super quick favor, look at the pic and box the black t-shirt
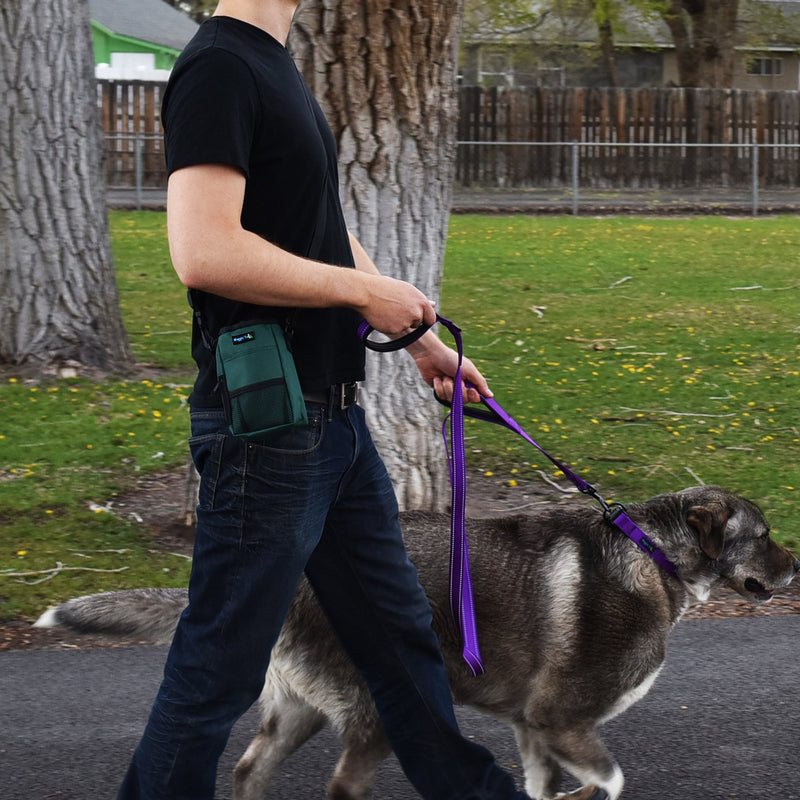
[161,16,365,405]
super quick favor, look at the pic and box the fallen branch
[565,336,618,344]
[618,406,735,419]
[730,284,799,291]
[609,276,632,289]
[534,470,579,494]
[0,562,130,585]
[684,467,706,485]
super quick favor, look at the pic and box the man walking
[118,2,531,798]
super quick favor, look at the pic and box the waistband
[302,382,359,417]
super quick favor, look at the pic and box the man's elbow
[169,239,217,291]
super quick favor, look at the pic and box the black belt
[302,382,360,417]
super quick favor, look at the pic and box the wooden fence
[456,86,800,188]
[98,80,167,188]
[98,81,800,190]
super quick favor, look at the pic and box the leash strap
[439,388,679,580]
[359,314,484,675]
[435,315,485,676]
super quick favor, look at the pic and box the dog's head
[675,486,800,603]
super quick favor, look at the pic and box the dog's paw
[554,786,609,800]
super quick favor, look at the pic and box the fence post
[751,142,759,216]
[572,141,579,215]
[135,136,144,211]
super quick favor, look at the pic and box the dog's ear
[687,502,731,560]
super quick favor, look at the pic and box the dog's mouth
[743,577,774,602]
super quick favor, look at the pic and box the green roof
[88,0,199,52]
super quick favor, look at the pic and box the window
[746,57,783,76]
[479,49,513,87]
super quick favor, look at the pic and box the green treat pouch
[215,321,307,439]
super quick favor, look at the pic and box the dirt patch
[3,470,798,651]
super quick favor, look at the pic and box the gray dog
[37,485,799,800]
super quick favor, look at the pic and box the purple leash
[463,391,679,580]
[434,315,484,676]
[359,314,678,677]
[359,314,484,675]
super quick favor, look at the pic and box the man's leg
[305,405,529,800]
[118,407,343,799]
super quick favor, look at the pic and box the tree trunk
[0,0,132,372]
[591,0,619,88]
[663,0,740,88]
[290,1,464,511]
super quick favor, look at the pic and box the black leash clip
[582,485,627,522]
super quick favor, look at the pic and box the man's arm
[167,164,436,339]
[348,231,492,404]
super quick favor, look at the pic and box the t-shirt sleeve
[162,48,259,178]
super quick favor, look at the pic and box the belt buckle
[339,382,359,408]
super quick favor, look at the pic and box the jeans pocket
[246,406,325,454]
[188,431,225,511]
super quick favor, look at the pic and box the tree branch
[0,562,130,585]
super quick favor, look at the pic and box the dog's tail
[34,587,188,643]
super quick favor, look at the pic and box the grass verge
[1,212,798,621]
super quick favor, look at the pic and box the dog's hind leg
[326,725,392,800]
[512,722,563,800]
[233,688,327,800]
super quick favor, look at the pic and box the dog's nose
[793,557,800,574]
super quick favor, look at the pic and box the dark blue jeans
[118,404,528,800]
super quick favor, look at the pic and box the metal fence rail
[455,140,800,215]
[105,134,800,215]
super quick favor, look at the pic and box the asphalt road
[2,615,798,800]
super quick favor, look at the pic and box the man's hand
[406,329,492,405]
[355,273,437,340]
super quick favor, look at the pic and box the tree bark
[290,1,464,511]
[662,0,740,88]
[0,0,132,372]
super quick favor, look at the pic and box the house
[460,0,800,89]
[90,0,199,81]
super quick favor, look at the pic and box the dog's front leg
[542,724,623,800]
[554,786,611,800]
[511,722,563,800]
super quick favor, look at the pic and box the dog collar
[603,503,680,580]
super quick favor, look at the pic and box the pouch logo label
[231,331,256,345]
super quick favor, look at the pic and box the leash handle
[358,319,432,352]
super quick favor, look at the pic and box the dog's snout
[793,556,800,574]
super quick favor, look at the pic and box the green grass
[0,212,195,620]
[442,216,800,550]
[113,211,194,369]
[1,212,798,621]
